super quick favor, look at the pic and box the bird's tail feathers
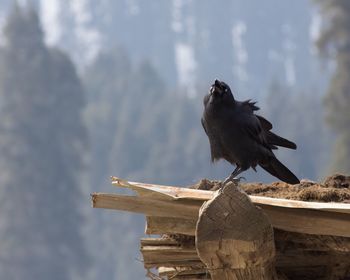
[260,157,300,184]
[266,131,297,150]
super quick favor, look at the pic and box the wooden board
[141,238,202,269]
[146,216,197,235]
[261,205,350,237]
[251,196,350,214]
[140,236,350,279]
[158,266,209,279]
[111,177,213,201]
[112,177,350,214]
[92,179,350,237]
[91,192,202,219]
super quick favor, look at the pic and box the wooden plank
[140,237,350,274]
[261,205,350,237]
[111,177,350,214]
[92,192,350,237]
[92,186,350,237]
[141,245,198,257]
[141,238,181,246]
[146,216,197,235]
[91,193,202,219]
[143,260,204,269]
[158,267,209,279]
[141,243,201,269]
[143,205,350,238]
[158,267,208,276]
[111,176,213,200]
[250,196,350,214]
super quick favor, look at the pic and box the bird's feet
[222,176,246,187]
[216,176,245,194]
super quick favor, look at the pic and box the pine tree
[83,49,146,280]
[315,0,350,173]
[0,5,89,279]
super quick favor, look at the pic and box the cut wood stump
[196,182,278,280]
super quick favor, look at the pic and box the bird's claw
[222,176,245,187]
[236,176,246,182]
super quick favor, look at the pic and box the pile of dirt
[189,178,223,191]
[189,174,350,203]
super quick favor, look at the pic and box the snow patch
[70,0,101,63]
[282,24,296,86]
[175,42,197,96]
[232,21,248,81]
[0,12,6,47]
[172,0,184,33]
[310,10,321,42]
[40,0,62,45]
[309,9,321,54]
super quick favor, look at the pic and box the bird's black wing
[201,117,223,162]
[241,112,299,183]
[237,102,271,150]
[256,115,273,130]
[255,114,296,150]
[238,113,271,151]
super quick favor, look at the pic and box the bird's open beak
[210,81,223,97]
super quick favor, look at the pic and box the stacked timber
[91,175,350,280]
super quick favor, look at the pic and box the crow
[201,79,300,185]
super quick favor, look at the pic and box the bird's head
[208,79,235,104]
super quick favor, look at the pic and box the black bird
[201,79,300,185]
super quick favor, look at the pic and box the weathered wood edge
[91,192,201,219]
[111,177,350,214]
[91,191,350,237]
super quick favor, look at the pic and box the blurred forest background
[0,0,349,279]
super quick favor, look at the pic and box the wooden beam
[251,196,350,214]
[140,235,350,279]
[100,178,350,238]
[143,206,350,238]
[91,192,202,219]
[143,260,204,269]
[146,216,197,235]
[262,205,350,237]
[158,267,209,279]
[140,238,181,246]
[111,176,213,201]
[141,238,201,269]
[111,177,350,215]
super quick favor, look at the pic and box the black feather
[260,157,300,184]
[266,131,297,150]
[242,99,260,111]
